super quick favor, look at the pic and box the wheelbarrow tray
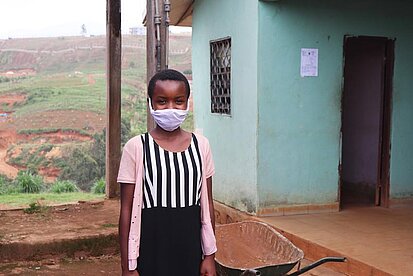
[215,221,304,276]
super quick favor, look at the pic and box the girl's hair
[148,69,190,99]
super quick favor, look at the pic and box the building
[129,27,146,36]
[169,0,413,215]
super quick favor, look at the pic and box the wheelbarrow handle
[287,257,346,276]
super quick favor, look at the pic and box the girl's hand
[122,270,139,276]
[200,254,216,276]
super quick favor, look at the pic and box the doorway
[340,36,394,208]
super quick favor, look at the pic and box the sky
[0,0,190,39]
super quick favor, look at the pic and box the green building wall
[191,0,413,214]
[192,0,259,213]
[257,0,413,209]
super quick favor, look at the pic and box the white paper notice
[300,48,318,77]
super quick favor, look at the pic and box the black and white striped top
[141,133,203,209]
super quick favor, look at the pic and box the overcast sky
[0,0,188,39]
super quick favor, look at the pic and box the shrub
[50,180,79,193]
[23,202,49,214]
[58,124,130,191]
[15,170,43,193]
[91,130,106,178]
[0,174,16,195]
[58,146,99,191]
[91,178,105,194]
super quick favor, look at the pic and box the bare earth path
[0,129,18,178]
[0,146,18,178]
[0,93,25,178]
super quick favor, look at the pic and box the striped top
[141,132,203,209]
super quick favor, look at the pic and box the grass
[17,127,91,136]
[23,202,50,214]
[11,75,107,116]
[8,143,54,168]
[0,192,105,208]
[101,223,117,228]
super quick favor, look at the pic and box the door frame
[339,35,395,208]
[379,38,395,208]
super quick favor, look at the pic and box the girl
[118,69,217,276]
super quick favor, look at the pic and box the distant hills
[0,34,192,75]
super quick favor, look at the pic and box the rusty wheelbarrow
[215,221,346,276]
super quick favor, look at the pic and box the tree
[81,24,87,36]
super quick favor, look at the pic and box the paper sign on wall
[300,48,318,77]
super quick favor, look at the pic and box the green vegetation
[23,202,50,214]
[8,75,107,117]
[58,144,101,191]
[17,128,90,136]
[16,170,44,193]
[101,223,117,228]
[91,178,105,194]
[57,130,106,191]
[0,171,102,209]
[8,143,54,171]
[0,35,192,207]
[50,180,79,193]
[0,175,16,195]
[0,192,104,208]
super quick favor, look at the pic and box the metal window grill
[210,37,231,115]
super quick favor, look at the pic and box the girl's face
[151,80,188,111]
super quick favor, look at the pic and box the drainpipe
[154,0,162,72]
[164,0,171,69]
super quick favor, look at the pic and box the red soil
[0,93,105,181]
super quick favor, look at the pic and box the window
[210,37,231,115]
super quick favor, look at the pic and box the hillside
[0,34,191,73]
[0,34,192,187]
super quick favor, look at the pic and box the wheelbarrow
[215,221,346,276]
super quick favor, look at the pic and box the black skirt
[137,205,202,276]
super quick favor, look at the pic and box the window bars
[210,37,231,115]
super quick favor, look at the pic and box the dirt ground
[0,199,345,276]
[0,200,119,246]
[0,200,120,275]
[0,255,121,276]
[0,255,343,276]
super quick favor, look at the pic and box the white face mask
[149,99,189,131]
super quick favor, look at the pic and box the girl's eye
[158,99,166,104]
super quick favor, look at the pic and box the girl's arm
[119,183,139,275]
[207,176,215,231]
[200,176,217,276]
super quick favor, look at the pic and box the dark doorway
[340,36,394,208]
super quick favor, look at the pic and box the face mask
[149,99,189,131]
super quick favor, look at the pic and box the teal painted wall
[390,26,413,199]
[192,0,259,212]
[257,0,413,207]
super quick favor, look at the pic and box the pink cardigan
[117,133,217,270]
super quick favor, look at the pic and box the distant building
[129,27,146,36]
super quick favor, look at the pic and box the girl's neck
[150,126,192,152]
[151,126,186,140]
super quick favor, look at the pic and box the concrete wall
[257,0,413,208]
[390,23,413,199]
[192,0,259,213]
